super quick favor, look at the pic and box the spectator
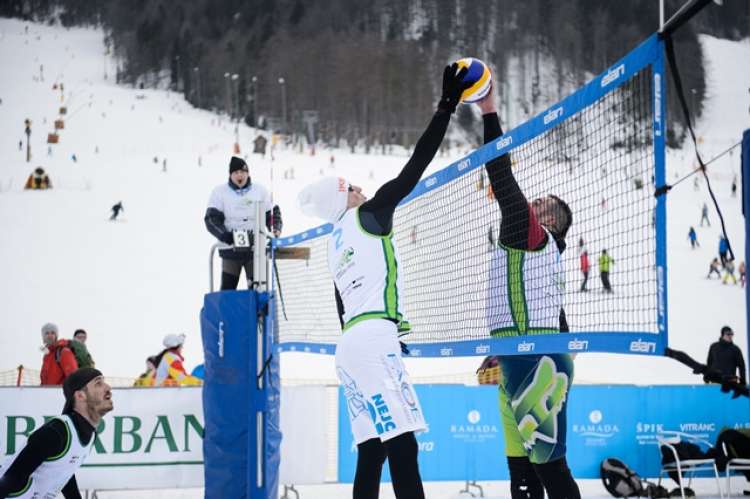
[0,368,113,498]
[706,326,746,385]
[723,259,738,285]
[109,201,124,221]
[24,167,52,190]
[707,258,722,279]
[133,356,157,387]
[71,329,95,368]
[719,236,730,267]
[73,329,87,344]
[700,202,710,227]
[687,226,699,249]
[580,250,590,292]
[739,261,746,288]
[599,249,614,293]
[204,156,283,290]
[40,323,78,385]
[153,334,202,386]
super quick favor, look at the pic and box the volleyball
[455,57,492,104]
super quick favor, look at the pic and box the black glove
[221,232,234,245]
[437,63,471,114]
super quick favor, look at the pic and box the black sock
[220,272,240,290]
[353,438,386,499]
[508,456,545,499]
[533,458,580,499]
[384,432,425,499]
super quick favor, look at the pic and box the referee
[0,368,113,498]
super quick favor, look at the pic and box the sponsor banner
[339,384,750,481]
[279,386,328,484]
[0,386,204,490]
[338,385,504,482]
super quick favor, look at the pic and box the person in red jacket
[580,250,590,292]
[40,323,78,385]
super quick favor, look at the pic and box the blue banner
[338,384,750,481]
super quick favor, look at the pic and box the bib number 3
[233,230,251,248]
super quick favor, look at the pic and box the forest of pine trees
[3,0,748,147]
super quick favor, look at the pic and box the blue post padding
[338,384,750,481]
[743,129,750,384]
[201,290,266,499]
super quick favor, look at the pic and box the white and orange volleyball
[455,57,492,104]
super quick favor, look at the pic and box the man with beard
[0,368,114,498]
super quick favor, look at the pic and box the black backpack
[601,458,670,498]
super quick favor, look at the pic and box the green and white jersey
[0,415,94,498]
[486,230,564,336]
[328,208,409,332]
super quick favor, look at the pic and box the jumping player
[297,63,472,499]
[476,83,580,499]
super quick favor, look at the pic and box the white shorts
[335,319,426,445]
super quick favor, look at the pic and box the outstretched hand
[438,63,471,114]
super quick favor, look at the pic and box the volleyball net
[273,34,667,358]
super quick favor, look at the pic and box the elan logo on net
[629,339,656,353]
[517,341,535,353]
[601,64,625,87]
[496,135,513,150]
[543,107,563,125]
[568,339,588,351]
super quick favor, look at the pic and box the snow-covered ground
[0,17,748,498]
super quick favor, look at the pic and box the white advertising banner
[0,386,205,490]
[279,386,329,484]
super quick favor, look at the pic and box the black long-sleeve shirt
[358,110,452,235]
[483,112,569,331]
[0,412,95,498]
[707,340,747,385]
[335,109,452,326]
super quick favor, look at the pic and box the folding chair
[722,442,750,497]
[657,431,724,499]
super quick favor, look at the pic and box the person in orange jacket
[40,323,78,385]
[153,334,202,386]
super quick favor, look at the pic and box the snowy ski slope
[0,18,747,389]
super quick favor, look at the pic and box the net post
[742,129,750,383]
[653,39,669,351]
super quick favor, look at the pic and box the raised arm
[359,64,471,235]
[478,86,542,250]
[360,110,451,231]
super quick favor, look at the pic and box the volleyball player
[297,63,471,499]
[476,84,580,499]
